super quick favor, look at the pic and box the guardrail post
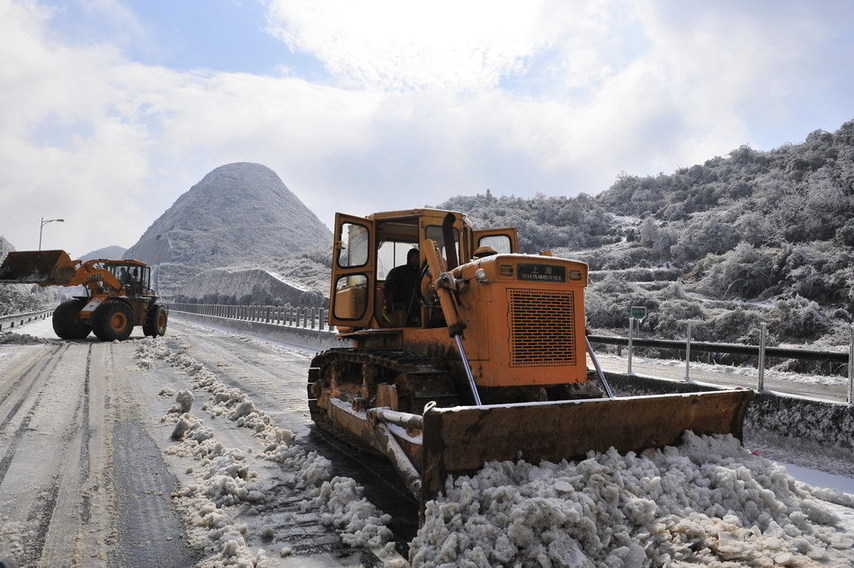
[685,322,691,382]
[758,323,767,392]
[627,317,634,374]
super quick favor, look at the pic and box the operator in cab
[384,248,420,327]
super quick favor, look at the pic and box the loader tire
[143,304,168,337]
[92,300,135,341]
[52,299,91,339]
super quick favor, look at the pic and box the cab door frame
[328,213,376,329]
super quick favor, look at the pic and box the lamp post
[39,217,64,250]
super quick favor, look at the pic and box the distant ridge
[81,246,127,261]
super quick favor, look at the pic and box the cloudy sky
[1,0,852,257]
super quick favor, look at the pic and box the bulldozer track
[35,344,97,567]
[307,347,460,442]
[310,348,451,376]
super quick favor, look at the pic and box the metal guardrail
[165,303,854,406]
[0,309,53,332]
[587,335,850,362]
[589,327,854,406]
[5,303,851,405]
[167,302,335,332]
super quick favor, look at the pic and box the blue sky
[1,0,853,256]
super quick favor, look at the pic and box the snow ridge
[135,337,398,566]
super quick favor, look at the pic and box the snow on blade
[411,432,853,567]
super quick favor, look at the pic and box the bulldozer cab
[328,210,517,330]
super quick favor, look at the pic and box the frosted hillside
[124,163,332,296]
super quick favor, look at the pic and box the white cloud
[263,0,566,91]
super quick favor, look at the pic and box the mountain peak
[124,163,332,294]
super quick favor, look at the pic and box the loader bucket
[0,250,77,285]
[420,388,753,503]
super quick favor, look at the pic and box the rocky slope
[124,163,332,297]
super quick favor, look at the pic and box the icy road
[0,315,853,567]
[0,317,409,567]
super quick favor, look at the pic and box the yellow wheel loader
[308,209,752,509]
[0,249,167,341]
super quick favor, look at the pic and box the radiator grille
[508,289,576,366]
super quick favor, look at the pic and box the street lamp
[39,217,64,250]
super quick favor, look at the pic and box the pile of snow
[134,337,398,566]
[0,331,53,345]
[410,432,852,567]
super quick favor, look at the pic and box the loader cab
[105,261,151,296]
[328,209,517,331]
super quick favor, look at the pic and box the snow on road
[1,316,853,567]
[0,318,404,567]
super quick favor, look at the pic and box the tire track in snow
[0,342,83,566]
[0,343,67,486]
[34,344,94,566]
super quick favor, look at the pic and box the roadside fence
[13,302,846,405]
[167,302,335,332]
[0,309,53,332]
[589,320,854,406]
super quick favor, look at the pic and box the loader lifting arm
[0,250,142,296]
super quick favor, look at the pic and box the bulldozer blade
[420,388,753,503]
[0,250,76,285]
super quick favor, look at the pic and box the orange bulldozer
[307,208,753,511]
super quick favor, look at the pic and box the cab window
[478,234,512,254]
[337,222,370,268]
